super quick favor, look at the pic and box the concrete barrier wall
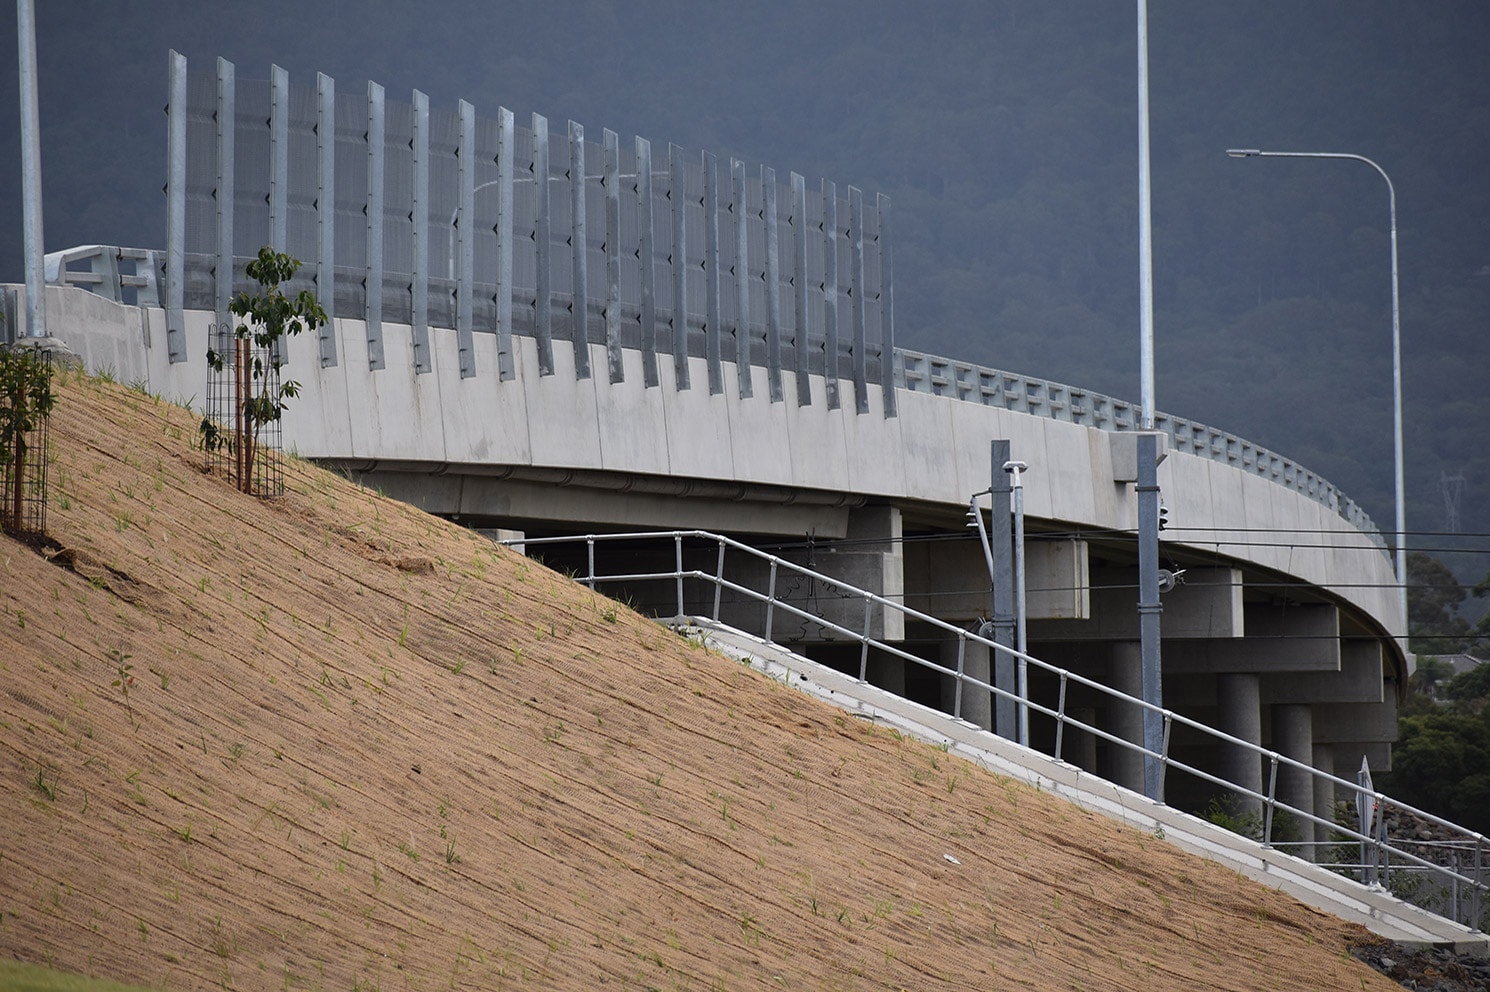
[30,285,1402,641]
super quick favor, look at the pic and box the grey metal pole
[1136,0,1155,428]
[17,0,47,338]
[989,440,1018,740]
[1136,432,1164,800]
[1004,459,1030,747]
[1225,148,1408,641]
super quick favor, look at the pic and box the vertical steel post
[315,71,336,366]
[569,120,590,379]
[849,186,868,414]
[603,128,623,383]
[990,440,1017,739]
[494,107,515,380]
[764,559,778,643]
[215,58,236,334]
[763,166,783,403]
[791,172,810,406]
[636,137,658,387]
[1263,756,1279,847]
[454,99,475,377]
[1137,431,1165,801]
[822,180,839,410]
[410,90,431,372]
[269,65,289,252]
[732,158,752,399]
[533,114,553,375]
[1054,673,1069,760]
[703,152,722,394]
[670,143,689,390]
[712,543,725,621]
[674,534,685,619]
[877,192,896,417]
[165,50,188,361]
[365,81,386,371]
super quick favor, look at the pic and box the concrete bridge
[3,48,1406,849]
[13,272,1405,839]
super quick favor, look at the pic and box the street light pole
[17,0,48,339]
[1225,148,1408,640]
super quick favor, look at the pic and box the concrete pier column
[1066,706,1098,772]
[1218,673,1263,822]
[1272,703,1315,856]
[1311,743,1337,853]
[867,652,906,698]
[940,635,991,731]
[1107,643,1145,793]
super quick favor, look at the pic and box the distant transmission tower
[1440,470,1467,534]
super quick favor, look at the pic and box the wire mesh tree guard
[0,345,55,536]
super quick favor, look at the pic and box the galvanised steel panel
[233,77,271,266]
[410,89,431,373]
[425,104,458,331]
[635,137,658,387]
[285,79,318,274]
[532,114,553,374]
[568,120,590,379]
[333,87,369,320]
[603,128,623,383]
[364,81,386,371]
[791,172,809,406]
[315,72,336,366]
[731,159,752,399]
[215,58,235,334]
[703,152,722,395]
[165,51,187,361]
[455,99,475,378]
[821,179,839,410]
[381,97,414,327]
[849,185,867,414]
[877,192,896,417]
[471,113,503,337]
[270,65,289,252]
[494,107,515,380]
[669,143,689,390]
[171,56,894,407]
[763,165,782,402]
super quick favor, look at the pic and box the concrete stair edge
[672,617,1489,955]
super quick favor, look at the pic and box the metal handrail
[896,348,1385,552]
[513,528,1485,931]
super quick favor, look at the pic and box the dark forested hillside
[3,1,1487,590]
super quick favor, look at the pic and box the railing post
[858,594,872,682]
[674,534,685,618]
[1263,755,1279,848]
[1450,848,1460,925]
[953,634,966,719]
[1475,841,1484,932]
[585,536,596,589]
[1054,672,1068,761]
[764,559,778,644]
[1158,712,1172,805]
[713,542,726,621]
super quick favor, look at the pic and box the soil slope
[0,375,1399,991]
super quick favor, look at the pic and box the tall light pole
[1225,148,1408,639]
[1136,0,1156,429]
[17,0,48,339]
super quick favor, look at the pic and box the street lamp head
[1226,148,1261,158]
